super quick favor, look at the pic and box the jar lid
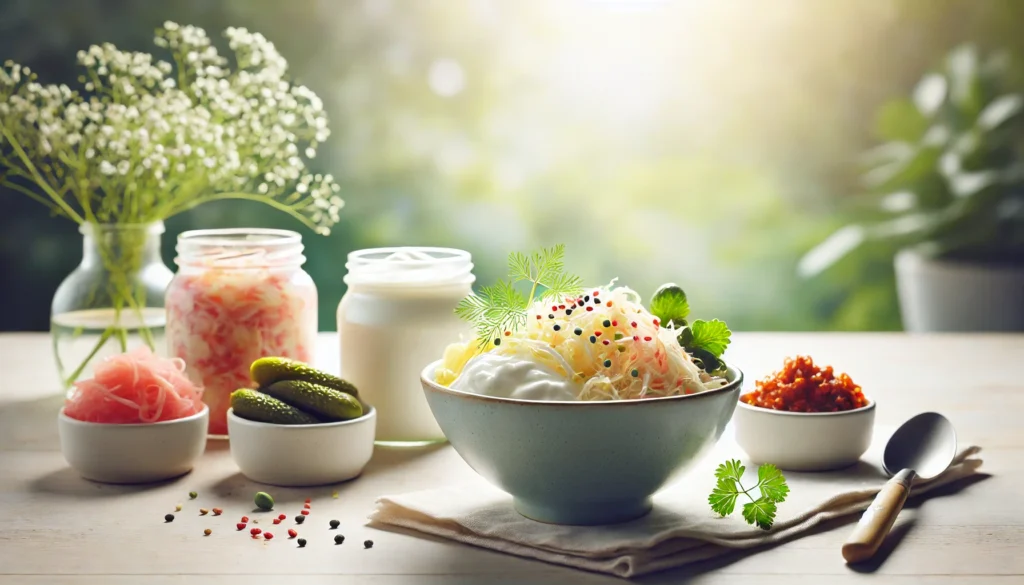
[175,228,304,268]
[344,247,474,287]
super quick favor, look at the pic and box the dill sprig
[456,244,583,346]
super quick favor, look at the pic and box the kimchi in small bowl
[733,356,875,471]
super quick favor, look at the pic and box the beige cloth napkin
[369,427,984,578]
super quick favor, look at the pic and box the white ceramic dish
[58,405,209,484]
[733,398,876,471]
[227,406,376,486]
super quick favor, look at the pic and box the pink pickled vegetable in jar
[165,229,317,435]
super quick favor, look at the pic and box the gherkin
[262,380,363,422]
[230,389,322,424]
[250,357,359,398]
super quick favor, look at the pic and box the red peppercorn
[558,305,565,309]
[303,503,311,509]
[300,510,309,515]
[273,518,281,525]
[288,529,298,538]
[304,498,311,504]
[602,340,610,345]
[633,335,640,341]
[644,336,652,341]
[236,523,246,530]
[212,508,223,516]
[653,318,660,326]
[606,301,613,307]
[264,532,274,540]
[278,514,287,520]
[631,321,637,327]
[595,330,602,337]
[536,315,541,320]
[241,516,249,523]
[551,305,557,312]
[251,527,261,535]
[586,306,593,312]
[593,290,599,296]
[612,320,618,326]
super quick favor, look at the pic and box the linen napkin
[368,428,984,578]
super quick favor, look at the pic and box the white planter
[895,248,1024,332]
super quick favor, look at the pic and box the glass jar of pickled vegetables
[337,247,474,446]
[166,229,318,436]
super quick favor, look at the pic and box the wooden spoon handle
[841,469,916,564]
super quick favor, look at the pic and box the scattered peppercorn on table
[0,332,1022,585]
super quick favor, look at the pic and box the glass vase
[50,222,173,389]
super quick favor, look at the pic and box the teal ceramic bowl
[420,360,743,525]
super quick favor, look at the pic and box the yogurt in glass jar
[166,229,317,436]
[337,247,474,446]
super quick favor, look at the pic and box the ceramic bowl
[420,360,743,525]
[227,405,376,486]
[58,405,209,484]
[733,398,876,471]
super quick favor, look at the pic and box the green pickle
[230,388,322,425]
[250,357,359,397]
[262,380,363,422]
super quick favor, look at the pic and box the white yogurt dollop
[450,352,580,401]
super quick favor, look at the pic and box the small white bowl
[227,406,376,486]
[733,398,876,471]
[58,406,209,484]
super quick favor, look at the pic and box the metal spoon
[841,412,957,564]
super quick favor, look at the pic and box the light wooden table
[0,332,1021,585]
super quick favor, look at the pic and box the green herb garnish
[708,459,789,530]
[649,283,689,328]
[650,284,731,373]
[456,245,583,346]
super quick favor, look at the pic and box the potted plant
[799,45,1024,332]
[0,22,343,386]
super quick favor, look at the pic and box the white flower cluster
[0,22,342,233]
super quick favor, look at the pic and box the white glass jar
[166,229,318,436]
[337,247,474,446]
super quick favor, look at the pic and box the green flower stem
[61,327,114,388]
[0,127,85,224]
[58,224,159,387]
[171,191,319,231]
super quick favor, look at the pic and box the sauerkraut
[166,268,317,434]
[437,286,727,400]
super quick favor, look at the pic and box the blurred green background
[3,0,1024,332]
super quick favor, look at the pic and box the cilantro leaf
[708,477,739,517]
[714,459,745,483]
[689,319,732,358]
[649,283,689,327]
[742,498,778,530]
[708,460,789,530]
[757,464,790,503]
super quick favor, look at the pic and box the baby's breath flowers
[0,21,342,233]
[0,23,342,386]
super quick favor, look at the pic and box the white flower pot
[894,248,1024,332]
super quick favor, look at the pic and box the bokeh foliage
[3,0,1024,332]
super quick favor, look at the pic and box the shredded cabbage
[437,286,727,400]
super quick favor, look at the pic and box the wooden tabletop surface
[0,332,1021,584]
